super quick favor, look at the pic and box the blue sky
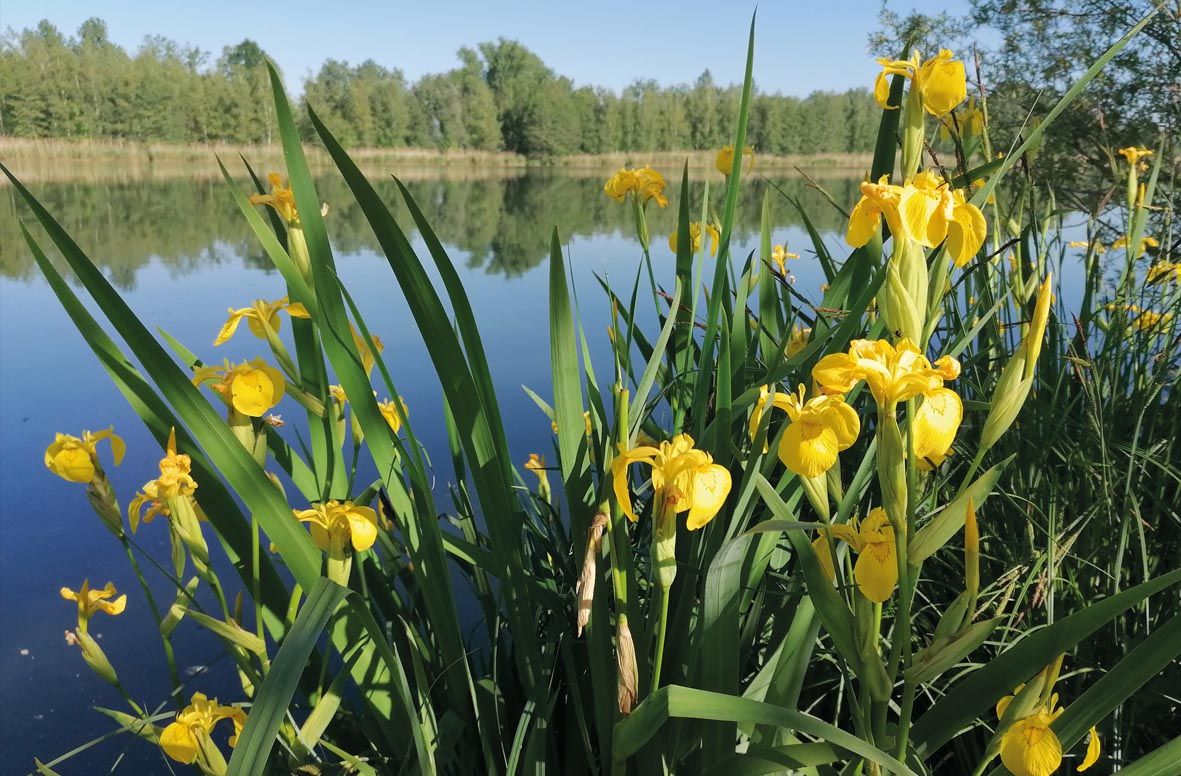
[2,1,973,95]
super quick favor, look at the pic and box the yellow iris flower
[669,221,720,257]
[604,166,669,208]
[1146,260,1180,284]
[295,500,380,553]
[1133,309,1174,332]
[1110,234,1158,258]
[213,297,310,346]
[159,692,247,765]
[716,145,755,176]
[995,687,1100,776]
[249,173,299,224]
[785,325,811,358]
[60,580,127,628]
[846,176,904,248]
[611,433,732,531]
[349,324,385,376]
[875,49,967,117]
[1117,146,1152,166]
[750,385,860,478]
[128,429,198,532]
[771,244,800,274]
[813,338,961,410]
[897,171,988,266]
[938,96,985,139]
[44,427,125,484]
[811,508,897,602]
[377,396,409,435]
[192,359,286,418]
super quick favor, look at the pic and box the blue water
[0,171,848,773]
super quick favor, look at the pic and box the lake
[0,168,862,772]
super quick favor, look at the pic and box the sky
[1,1,973,96]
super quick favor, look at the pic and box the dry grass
[0,138,872,184]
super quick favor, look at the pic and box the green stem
[651,584,671,693]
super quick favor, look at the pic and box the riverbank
[0,138,872,184]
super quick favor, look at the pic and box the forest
[0,18,880,157]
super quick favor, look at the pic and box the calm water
[0,169,860,772]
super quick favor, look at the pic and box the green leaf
[908,457,1011,564]
[227,578,349,776]
[614,685,917,774]
[910,569,1181,755]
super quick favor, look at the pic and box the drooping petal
[230,368,278,417]
[779,420,840,478]
[159,722,200,764]
[1000,715,1063,776]
[683,464,732,530]
[846,197,882,248]
[913,388,963,462]
[854,537,898,602]
[1077,727,1100,771]
[898,184,944,247]
[345,506,379,551]
[946,199,988,267]
[214,309,251,346]
[819,398,861,449]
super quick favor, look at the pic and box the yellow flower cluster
[874,49,967,117]
[814,339,962,466]
[812,508,897,602]
[214,296,310,346]
[603,166,668,208]
[45,428,125,484]
[715,144,755,176]
[248,173,299,224]
[847,171,987,267]
[669,221,720,257]
[995,682,1100,776]
[611,433,731,531]
[295,499,380,553]
[160,692,247,765]
[750,385,860,478]
[128,429,198,530]
[193,359,286,418]
[1147,260,1181,284]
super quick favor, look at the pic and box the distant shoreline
[0,137,871,184]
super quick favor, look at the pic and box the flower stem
[651,583,671,693]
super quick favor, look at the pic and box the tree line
[0,18,881,157]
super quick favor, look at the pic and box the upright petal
[946,199,988,267]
